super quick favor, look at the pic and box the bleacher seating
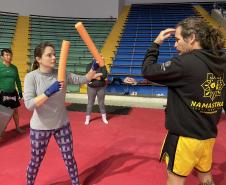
[29,15,115,92]
[0,11,18,50]
[192,1,226,16]
[194,2,213,13]
[107,3,202,96]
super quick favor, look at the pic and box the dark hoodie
[142,43,226,139]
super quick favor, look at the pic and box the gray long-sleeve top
[24,69,88,130]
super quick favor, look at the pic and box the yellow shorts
[160,133,215,177]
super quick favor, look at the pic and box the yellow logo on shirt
[201,73,225,101]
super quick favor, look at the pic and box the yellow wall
[11,16,30,90]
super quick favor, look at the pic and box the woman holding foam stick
[24,42,100,185]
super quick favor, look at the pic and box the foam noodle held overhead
[75,22,104,67]
[58,40,70,82]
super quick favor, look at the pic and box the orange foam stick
[58,40,70,82]
[75,22,104,67]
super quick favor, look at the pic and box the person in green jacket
[0,48,24,134]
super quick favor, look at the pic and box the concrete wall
[0,0,119,18]
[0,0,224,18]
[119,0,126,15]
[125,0,226,4]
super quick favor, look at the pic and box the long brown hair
[31,42,55,71]
[176,17,225,55]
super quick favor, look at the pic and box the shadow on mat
[80,153,155,185]
[50,161,226,185]
[50,153,155,185]
[0,124,29,146]
[87,114,117,122]
[212,161,226,184]
[187,161,226,185]
[66,104,132,115]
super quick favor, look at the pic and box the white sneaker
[102,114,108,124]
[85,115,90,125]
[102,119,108,124]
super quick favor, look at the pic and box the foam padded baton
[58,40,70,82]
[75,22,104,67]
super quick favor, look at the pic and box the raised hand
[91,59,100,71]
[154,28,175,45]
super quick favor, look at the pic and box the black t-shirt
[86,63,108,88]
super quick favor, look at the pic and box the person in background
[142,17,226,185]
[0,48,24,134]
[24,42,100,185]
[85,61,108,125]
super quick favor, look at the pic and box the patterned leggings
[26,124,80,185]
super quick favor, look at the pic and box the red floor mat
[1,102,226,185]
